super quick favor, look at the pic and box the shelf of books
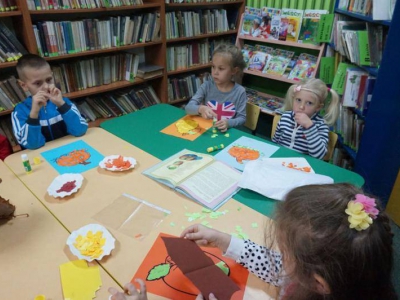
[165,0,243,7]
[332,0,399,203]
[29,3,161,14]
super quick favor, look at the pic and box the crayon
[207,144,225,153]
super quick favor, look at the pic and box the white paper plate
[66,223,116,262]
[99,155,137,172]
[47,173,84,198]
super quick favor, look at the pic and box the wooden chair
[270,114,338,162]
[244,103,261,135]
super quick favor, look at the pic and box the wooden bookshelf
[0,109,14,117]
[0,11,22,17]
[166,1,243,7]
[168,97,190,104]
[167,63,212,75]
[243,69,299,84]
[166,30,238,43]
[29,3,161,14]
[237,35,323,50]
[0,61,18,69]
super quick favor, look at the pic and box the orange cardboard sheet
[161,115,213,141]
[133,233,248,300]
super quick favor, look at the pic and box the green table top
[101,104,364,217]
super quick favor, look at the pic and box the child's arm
[57,97,88,137]
[185,82,208,116]
[11,102,46,149]
[272,120,282,143]
[181,225,284,287]
[303,123,329,159]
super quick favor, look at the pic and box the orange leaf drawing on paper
[282,162,312,173]
[228,146,260,164]
[56,149,91,167]
[105,155,132,169]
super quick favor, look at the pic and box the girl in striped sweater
[272,79,340,159]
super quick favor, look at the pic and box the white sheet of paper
[261,157,315,173]
[238,160,333,201]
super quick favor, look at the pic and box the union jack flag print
[206,100,236,121]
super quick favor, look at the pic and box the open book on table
[143,149,242,210]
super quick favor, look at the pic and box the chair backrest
[270,114,337,162]
[324,131,338,162]
[271,114,281,139]
[244,103,261,131]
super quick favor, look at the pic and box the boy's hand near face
[30,90,49,118]
[48,84,65,107]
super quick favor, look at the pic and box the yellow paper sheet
[161,115,213,141]
[59,260,102,300]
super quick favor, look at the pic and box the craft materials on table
[66,224,115,261]
[21,154,32,174]
[47,173,84,198]
[133,233,248,300]
[207,144,225,153]
[41,140,104,174]
[214,136,279,171]
[161,115,213,141]
[92,194,170,240]
[99,155,137,171]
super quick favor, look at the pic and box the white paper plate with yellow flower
[66,224,115,262]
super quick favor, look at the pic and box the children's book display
[280,9,304,42]
[288,53,318,80]
[214,136,279,171]
[247,44,273,71]
[298,10,329,44]
[143,149,242,210]
[246,88,284,114]
[133,233,248,300]
[265,48,295,76]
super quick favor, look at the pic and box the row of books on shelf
[33,12,161,57]
[338,0,396,21]
[0,76,29,111]
[335,106,364,151]
[245,0,334,11]
[332,62,376,113]
[52,52,142,93]
[167,72,211,102]
[27,0,142,10]
[246,87,283,114]
[241,7,329,45]
[243,44,318,79]
[73,85,160,121]
[166,38,231,72]
[331,14,385,67]
[0,21,28,63]
[0,0,17,11]
[165,9,237,40]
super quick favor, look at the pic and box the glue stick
[212,117,218,134]
[207,144,224,153]
[21,154,32,174]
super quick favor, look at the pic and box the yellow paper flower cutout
[176,119,199,134]
[345,201,373,231]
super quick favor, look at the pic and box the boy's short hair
[16,54,49,80]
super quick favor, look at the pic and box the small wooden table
[0,160,118,299]
[4,128,278,299]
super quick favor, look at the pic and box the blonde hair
[283,78,340,126]
[212,43,246,83]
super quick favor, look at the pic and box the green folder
[357,30,371,66]
[317,13,334,42]
[314,0,321,9]
[332,62,354,95]
[274,0,282,8]
[281,0,289,8]
[266,0,273,7]
[289,0,296,8]
[260,0,267,8]
[297,0,306,10]
[320,57,335,84]
[322,0,332,12]
[254,0,260,8]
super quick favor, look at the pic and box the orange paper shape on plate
[161,115,213,141]
[133,233,248,300]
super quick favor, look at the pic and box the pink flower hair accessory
[345,194,379,231]
[294,85,302,92]
[354,194,379,218]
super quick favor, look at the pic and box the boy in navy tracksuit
[12,54,88,150]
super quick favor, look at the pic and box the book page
[147,150,214,186]
[180,161,241,207]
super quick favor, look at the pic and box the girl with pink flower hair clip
[115,183,400,300]
[272,78,340,159]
